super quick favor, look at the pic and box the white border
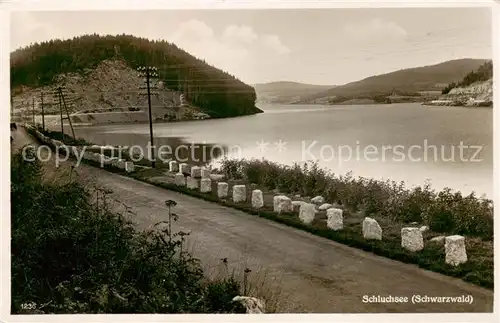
[1,1,498,322]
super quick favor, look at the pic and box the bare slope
[12,60,205,124]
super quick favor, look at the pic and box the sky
[10,8,492,85]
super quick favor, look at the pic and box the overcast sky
[10,8,492,85]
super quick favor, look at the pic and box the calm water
[74,103,493,197]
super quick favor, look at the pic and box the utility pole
[137,66,158,168]
[54,88,64,135]
[32,97,35,125]
[10,95,14,121]
[59,87,76,139]
[41,91,45,131]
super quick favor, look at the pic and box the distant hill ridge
[10,34,262,118]
[296,58,489,104]
[253,81,335,104]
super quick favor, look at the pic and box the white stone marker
[210,174,225,181]
[109,157,119,166]
[292,201,305,213]
[201,167,211,179]
[117,159,126,170]
[318,203,332,211]
[232,185,247,203]
[429,236,445,245]
[73,147,81,157]
[401,227,424,252]
[311,196,325,205]
[103,157,113,166]
[186,176,199,189]
[232,296,266,314]
[96,154,106,166]
[124,161,135,173]
[299,203,316,225]
[217,182,229,198]
[179,163,190,174]
[419,226,429,233]
[175,173,186,186]
[190,166,202,178]
[251,190,264,209]
[169,160,179,172]
[200,178,212,193]
[445,235,467,266]
[362,217,382,240]
[273,195,292,213]
[327,208,343,231]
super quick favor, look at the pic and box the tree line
[10,34,262,118]
[442,60,493,94]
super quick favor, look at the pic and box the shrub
[426,189,493,239]
[11,151,248,314]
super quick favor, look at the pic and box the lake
[73,103,493,198]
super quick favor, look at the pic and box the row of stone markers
[167,160,468,268]
[362,216,467,267]
[28,126,135,173]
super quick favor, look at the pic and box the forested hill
[253,82,335,104]
[10,34,262,118]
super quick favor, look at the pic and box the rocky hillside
[11,34,262,121]
[422,79,492,107]
[12,60,207,123]
[423,60,493,107]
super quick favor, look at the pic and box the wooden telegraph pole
[41,91,45,131]
[32,97,35,125]
[59,87,76,139]
[58,88,64,135]
[137,66,158,168]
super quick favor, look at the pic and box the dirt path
[12,127,494,313]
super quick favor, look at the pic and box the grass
[10,147,278,314]
[27,127,494,290]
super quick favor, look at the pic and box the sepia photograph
[3,0,497,318]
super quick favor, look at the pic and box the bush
[425,189,493,238]
[11,151,247,314]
